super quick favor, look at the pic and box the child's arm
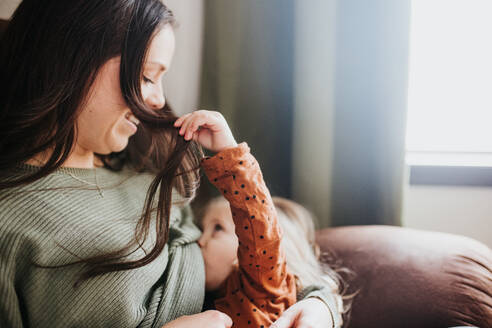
[201,143,296,325]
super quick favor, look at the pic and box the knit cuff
[200,142,251,181]
[303,289,342,328]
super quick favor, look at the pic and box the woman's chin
[110,128,137,152]
[112,139,130,153]
[102,136,130,154]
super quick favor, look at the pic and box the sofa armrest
[315,225,492,328]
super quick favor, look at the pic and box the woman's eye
[214,224,223,232]
[143,76,154,84]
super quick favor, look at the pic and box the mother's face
[76,24,175,155]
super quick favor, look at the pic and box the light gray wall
[162,0,204,115]
[402,172,492,248]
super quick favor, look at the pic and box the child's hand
[161,310,233,328]
[271,298,335,328]
[174,110,238,153]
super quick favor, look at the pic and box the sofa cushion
[315,225,492,328]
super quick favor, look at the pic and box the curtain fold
[330,0,411,226]
[199,0,295,205]
[199,0,411,227]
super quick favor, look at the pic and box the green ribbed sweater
[0,162,341,328]
[0,164,205,328]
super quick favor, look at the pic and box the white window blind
[406,0,492,157]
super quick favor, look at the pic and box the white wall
[402,167,492,248]
[161,0,203,115]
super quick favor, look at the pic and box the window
[406,0,492,168]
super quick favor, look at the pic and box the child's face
[198,200,239,292]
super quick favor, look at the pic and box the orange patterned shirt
[201,142,297,328]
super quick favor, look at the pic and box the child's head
[198,196,351,322]
[197,197,239,291]
[198,196,337,292]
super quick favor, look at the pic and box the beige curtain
[199,0,411,227]
[329,0,411,226]
[198,0,296,206]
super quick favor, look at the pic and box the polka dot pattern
[201,142,296,328]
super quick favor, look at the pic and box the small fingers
[292,317,317,328]
[184,120,197,140]
[179,115,194,137]
[222,313,233,328]
[181,112,210,140]
[271,308,299,328]
[184,116,203,140]
[205,310,233,328]
[176,110,227,143]
[187,114,214,140]
[174,113,191,128]
[270,317,292,328]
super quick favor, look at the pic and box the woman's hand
[174,110,237,153]
[270,298,334,328]
[161,310,233,328]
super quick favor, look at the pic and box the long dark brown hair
[0,0,202,286]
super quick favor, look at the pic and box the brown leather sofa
[316,225,492,328]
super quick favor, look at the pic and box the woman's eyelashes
[143,75,154,84]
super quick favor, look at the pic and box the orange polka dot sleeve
[200,142,297,328]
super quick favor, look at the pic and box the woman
[0,1,336,327]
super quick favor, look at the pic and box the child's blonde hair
[200,196,355,323]
[272,197,354,323]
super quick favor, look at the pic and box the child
[199,142,298,327]
[198,193,346,328]
[175,110,345,327]
[198,147,346,328]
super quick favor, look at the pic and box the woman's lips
[124,112,140,133]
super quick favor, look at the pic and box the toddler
[199,144,345,328]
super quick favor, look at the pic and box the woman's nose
[143,80,165,110]
[147,91,165,110]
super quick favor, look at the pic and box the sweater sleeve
[200,142,296,327]
[0,235,26,328]
[299,286,343,328]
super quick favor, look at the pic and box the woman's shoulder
[0,164,193,238]
[0,165,151,227]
